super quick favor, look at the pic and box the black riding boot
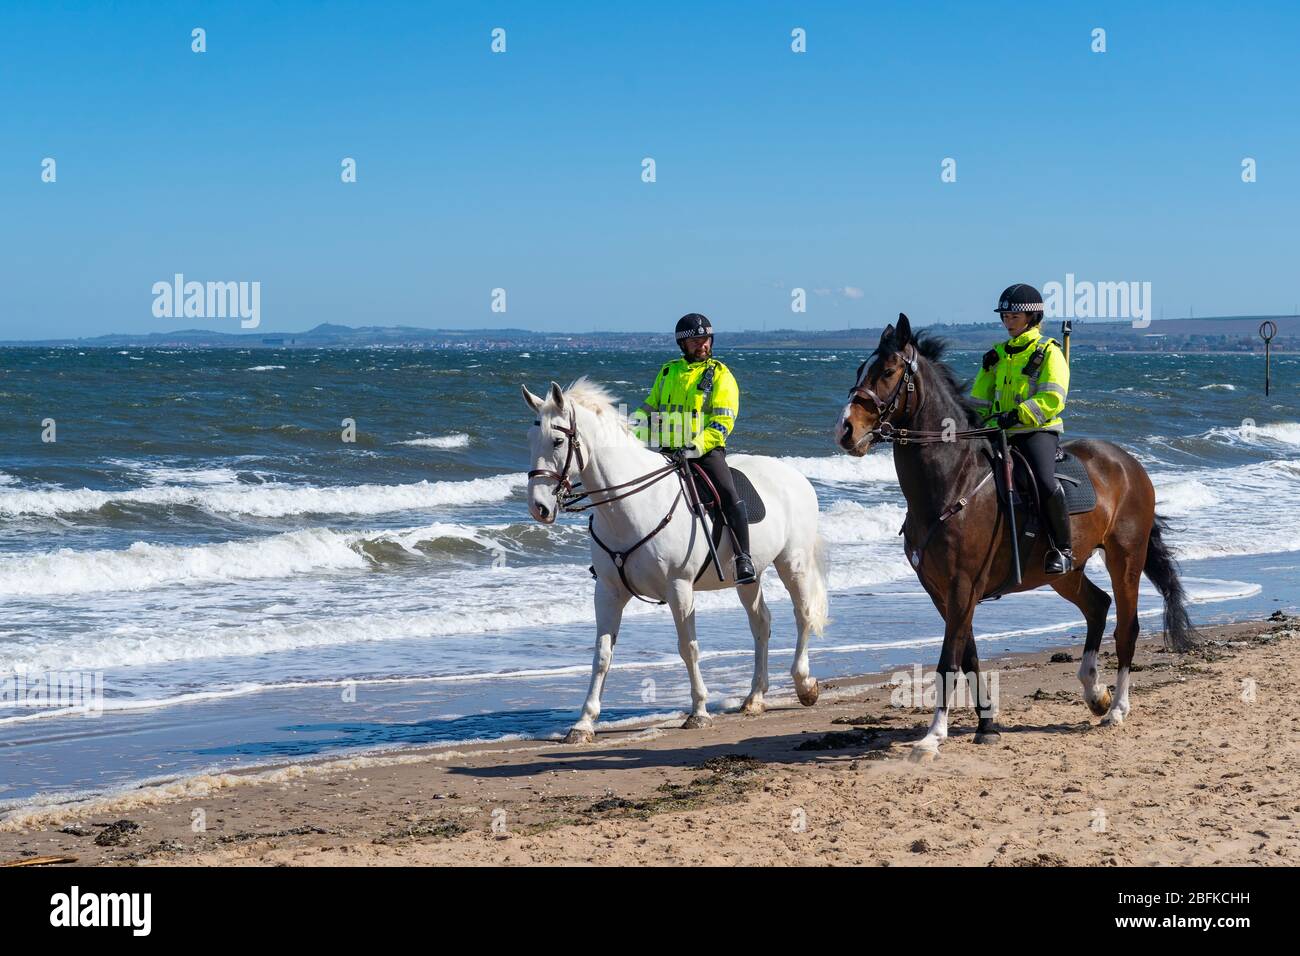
[1043,485,1074,574]
[724,500,757,585]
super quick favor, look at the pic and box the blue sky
[2,0,1297,338]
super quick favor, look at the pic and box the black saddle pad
[993,447,1097,515]
[691,464,767,523]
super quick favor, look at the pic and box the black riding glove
[996,410,1021,430]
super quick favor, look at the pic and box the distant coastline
[1,315,1294,353]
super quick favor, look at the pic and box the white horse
[522,378,829,743]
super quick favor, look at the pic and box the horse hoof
[796,680,821,707]
[1086,688,1113,717]
[909,745,938,764]
[974,731,1002,745]
[681,714,712,730]
[564,728,595,744]
[1100,711,1126,728]
[740,697,765,716]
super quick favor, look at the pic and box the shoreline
[2,613,1296,866]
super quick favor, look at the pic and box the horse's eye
[553,437,564,448]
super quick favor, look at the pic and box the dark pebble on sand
[93,820,141,847]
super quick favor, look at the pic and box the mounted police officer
[630,313,756,585]
[972,284,1074,574]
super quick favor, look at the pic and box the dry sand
[2,614,1297,867]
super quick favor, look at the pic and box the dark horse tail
[1144,515,1200,652]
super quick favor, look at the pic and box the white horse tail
[804,533,830,637]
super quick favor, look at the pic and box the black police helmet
[994,284,1045,325]
[674,313,713,349]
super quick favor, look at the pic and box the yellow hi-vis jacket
[971,326,1069,434]
[631,357,739,453]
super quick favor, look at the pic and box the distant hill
[2,316,1295,352]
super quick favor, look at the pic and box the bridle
[847,343,922,446]
[527,408,588,503]
[527,408,680,513]
[847,343,999,447]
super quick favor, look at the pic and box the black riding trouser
[692,447,751,558]
[1009,430,1061,507]
[690,448,739,511]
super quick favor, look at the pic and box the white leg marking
[913,705,950,755]
[1078,649,1103,703]
[1102,666,1131,725]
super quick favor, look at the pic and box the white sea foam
[778,452,897,484]
[0,564,605,672]
[1151,459,1300,559]
[818,500,908,544]
[1201,421,1300,448]
[1153,478,1218,516]
[0,520,541,598]
[106,460,244,486]
[1199,383,1237,391]
[398,433,471,449]
[0,473,525,519]
[246,365,285,372]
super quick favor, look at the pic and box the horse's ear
[895,313,913,346]
[521,385,543,413]
[548,381,565,410]
[878,323,896,349]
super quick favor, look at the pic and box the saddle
[687,463,766,586]
[981,444,1098,600]
[688,463,767,523]
[990,445,1098,517]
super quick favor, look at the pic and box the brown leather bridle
[527,407,680,512]
[527,408,587,503]
[847,343,921,444]
[847,344,1001,447]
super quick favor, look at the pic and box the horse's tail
[804,533,830,637]
[1144,514,1199,652]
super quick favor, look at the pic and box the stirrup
[1045,548,1074,575]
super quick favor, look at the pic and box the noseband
[847,343,921,443]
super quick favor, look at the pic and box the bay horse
[835,314,1197,758]
[523,378,829,743]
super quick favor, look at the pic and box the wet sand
[1,615,1297,867]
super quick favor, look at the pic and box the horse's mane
[540,376,638,440]
[550,376,620,416]
[874,329,983,427]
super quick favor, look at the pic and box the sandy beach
[0,613,1295,867]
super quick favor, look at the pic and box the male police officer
[631,314,755,584]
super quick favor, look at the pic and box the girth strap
[588,487,686,604]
